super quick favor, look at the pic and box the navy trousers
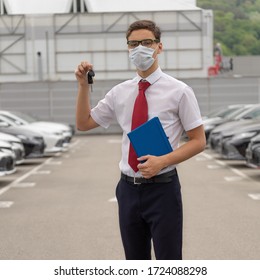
[116,172,183,260]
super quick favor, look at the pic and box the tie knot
[138,80,150,92]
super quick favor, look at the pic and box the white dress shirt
[91,67,203,177]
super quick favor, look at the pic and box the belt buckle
[134,174,142,185]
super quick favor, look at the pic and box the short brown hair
[126,20,161,41]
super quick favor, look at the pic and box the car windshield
[0,115,16,126]
[226,105,254,120]
[208,107,243,118]
[234,106,260,120]
[10,111,38,123]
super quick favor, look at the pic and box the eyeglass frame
[127,39,160,49]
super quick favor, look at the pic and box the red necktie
[128,80,151,172]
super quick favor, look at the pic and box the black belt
[121,169,177,185]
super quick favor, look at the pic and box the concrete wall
[0,76,259,134]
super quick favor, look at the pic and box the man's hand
[75,61,93,86]
[137,155,165,178]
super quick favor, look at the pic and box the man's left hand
[137,155,164,178]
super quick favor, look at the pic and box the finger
[81,61,93,72]
[137,162,146,170]
[137,155,150,161]
[75,65,84,76]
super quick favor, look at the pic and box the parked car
[245,134,260,168]
[0,115,65,154]
[203,104,258,141]
[0,137,25,165]
[0,119,45,158]
[216,120,260,160]
[202,104,248,120]
[0,110,73,144]
[0,149,16,176]
[0,133,25,165]
[209,117,260,152]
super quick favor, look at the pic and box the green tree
[197,0,260,55]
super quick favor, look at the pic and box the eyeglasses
[127,39,160,49]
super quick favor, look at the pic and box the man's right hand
[75,61,93,86]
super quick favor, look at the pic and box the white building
[0,0,213,82]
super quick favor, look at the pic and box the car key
[87,69,95,92]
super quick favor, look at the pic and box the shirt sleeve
[178,86,203,131]
[90,89,115,129]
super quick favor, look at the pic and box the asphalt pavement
[0,134,259,260]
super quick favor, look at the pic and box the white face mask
[129,45,156,71]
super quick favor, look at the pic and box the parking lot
[0,134,260,260]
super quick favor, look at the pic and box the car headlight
[232,131,258,141]
[16,134,29,141]
[54,132,63,136]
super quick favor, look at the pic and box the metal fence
[0,76,259,134]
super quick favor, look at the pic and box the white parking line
[0,157,53,197]
[215,160,227,166]
[0,139,81,199]
[224,176,243,182]
[0,201,14,208]
[12,182,36,188]
[107,139,122,144]
[248,193,260,200]
[203,151,253,182]
[230,167,250,180]
[207,164,221,169]
[200,152,213,160]
[33,170,51,175]
[195,157,208,161]
[45,160,62,165]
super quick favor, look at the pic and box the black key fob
[87,69,95,84]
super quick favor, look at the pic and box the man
[75,20,206,260]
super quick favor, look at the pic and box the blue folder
[127,117,173,158]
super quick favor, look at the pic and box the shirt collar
[134,67,162,85]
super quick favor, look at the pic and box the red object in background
[208,43,223,76]
[208,66,218,76]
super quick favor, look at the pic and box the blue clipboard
[127,117,173,158]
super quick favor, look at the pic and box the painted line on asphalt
[0,201,14,208]
[33,170,51,175]
[45,160,62,165]
[0,157,53,197]
[248,193,260,200]
[215,160,227,166]
[207,164,221,169]
[200,151,259,201]
[107,139,122,144]
[195,156,207,161]
[230,167,251,180]
[224,176,243,182]
[203,151,253,182]
[12,182,36,188]
[200,152,213,160]
[0,138,82,199]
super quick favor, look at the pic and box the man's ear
[157,42,163,54]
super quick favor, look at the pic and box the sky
[4,0,198,14]
[4,0,69,14]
